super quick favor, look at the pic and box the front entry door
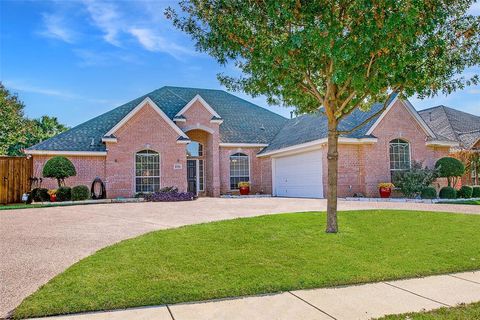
[187,160,197,194]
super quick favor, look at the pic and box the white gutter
[25,150,107,156]
[425,140,460,147]
[257,137,377,158]
[220,143,268,148]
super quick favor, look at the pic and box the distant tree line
[0,83,68,156]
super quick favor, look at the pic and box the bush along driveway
[15,210,480,319]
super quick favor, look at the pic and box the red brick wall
[363,100,450,196]
[219,147,272,195]
[105,102,187,198]
[32,155,106,190]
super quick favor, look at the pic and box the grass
[377,302,480,319]
[15,210,480,319]
[438,199,480,205]
[0,203,55,210]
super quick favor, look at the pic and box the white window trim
[134,150,161,194]
[175,94,221,119]
[389,139,412,179]
[229,152,251,191]
[220,143,268,148]
[105,97,189,140]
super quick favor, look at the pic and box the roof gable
[175,94,221,119]
[104,97,188,139]
[366,97,436,138]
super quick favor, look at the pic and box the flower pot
[239,186,250,195]
[379,187,392,198]
[50,194,57,202]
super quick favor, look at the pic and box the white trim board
[220,143,268,148]
[25,150,107,156]
[175,94,221,119]
[104,97,188,139]
[257,137,378,158]
[426,140,460,147]
[366,97,436,138]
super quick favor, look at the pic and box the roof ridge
[165,87,189,103]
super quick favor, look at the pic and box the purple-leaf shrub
[144,190,196,202]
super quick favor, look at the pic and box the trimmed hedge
[71,185,90,201]
[31,188,49,202]
[472,186,480,198]
[42,156,77,187]
[439,186,456,199]
[421,187,437,199]
[457,186,473,199]
[56,187,72,202]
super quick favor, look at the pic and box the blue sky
[1,0,479,127]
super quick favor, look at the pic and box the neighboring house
[26,86,467,198]
[419,106,480,185]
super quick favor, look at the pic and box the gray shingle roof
[259,101,387,154]
[27,86,288,152]
[419,106,480,149]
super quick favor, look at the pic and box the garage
[273,149,324,198]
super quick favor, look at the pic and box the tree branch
[335,90,356,117]
[304,72,324,105]
[337,90,400,135]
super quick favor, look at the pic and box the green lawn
[438,200,480,205]
[377,302,480,319]
[0,203,55,210]
[15,210,480,319]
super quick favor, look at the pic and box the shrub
[435,157,465,187]
[394,161,438,198]
[31,188,49,202]
[439,186,457,199]
[144,190,196,202]
[42,156,77,187]
[421,187,437,199]
[473,186,480,198]
[159,186,179,193]
[56,187,72,201]
[71,185,90,201]
[457,186,473,199]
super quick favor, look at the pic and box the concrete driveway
[0,197,477,317]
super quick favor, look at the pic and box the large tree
[0,83,68,156]
[167,0,479,232]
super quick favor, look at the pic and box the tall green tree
[0,83,68,156]
[166,0,479,232]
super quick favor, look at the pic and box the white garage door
[273,149,323,198]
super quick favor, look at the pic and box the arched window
[230,153,249,190]
[135,150,160,192]
[186,141,203,157]
[389,139,410,182]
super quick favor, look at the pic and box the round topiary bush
[421,187,437,199]
[56,186,72,202]
[434,157,465,187]
[457,185,473,199]
[43,156,77,187]
[71,185,90,201]
[439,186,456,199]
[473,186,480,198]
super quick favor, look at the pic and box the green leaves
[0,83,68,156]
[167,0,479,120]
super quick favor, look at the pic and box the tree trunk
[326,121,339,233]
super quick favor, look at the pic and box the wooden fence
[0,156,33,204]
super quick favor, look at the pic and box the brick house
[26,86,466,198]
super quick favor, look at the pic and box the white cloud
[82,0,123,46]
[39,13,75,43]
[129,27,194,57]
[4,80,114,105]
[469,88,480,94]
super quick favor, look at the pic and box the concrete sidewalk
[31,271,480,320]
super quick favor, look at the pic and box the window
[230,153,249,190]
[472,164,478,186]
[389,139,410,182]
[135,150,160,192]
[186,141,203,157]
[199,159,205,191]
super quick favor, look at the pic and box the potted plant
[378,183,394,198]
[48,189,57,202]
[238,181,250,195]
